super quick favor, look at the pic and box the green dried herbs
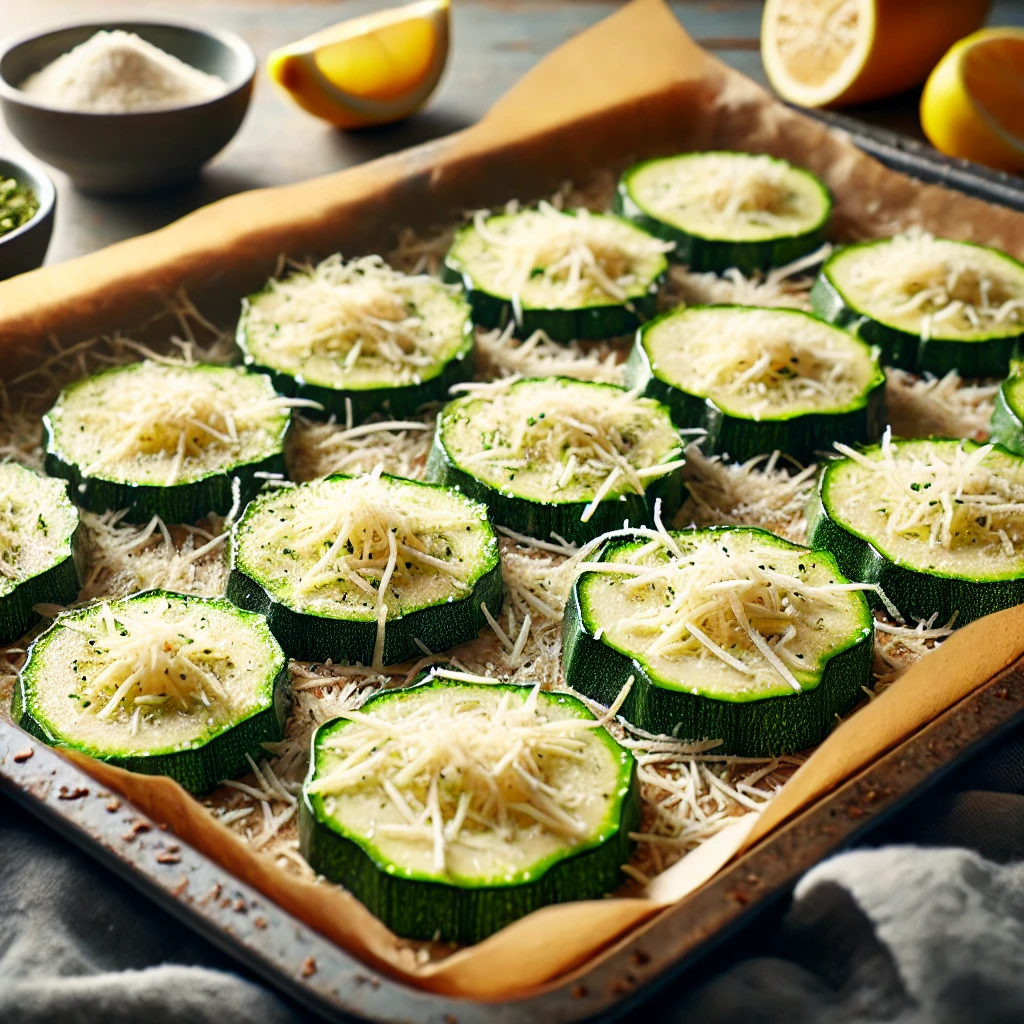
[0,177,39,238]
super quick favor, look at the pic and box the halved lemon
[267,0,450,129]
[922,28,1024,174]
[761,0,990,109]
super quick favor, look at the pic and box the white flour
[20,30,225,113]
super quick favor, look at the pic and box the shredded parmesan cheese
[444,379,683,519]
[577,526,878,694]
[838,231,1024,338]
[474,323,625,385]
[288,414,434,482]
[662,245,828,316]
[243,255,468,387]
[456,203,672,310]
[833,432,1024,556]
[62,596,235,722]
[886,368,998,442]
[630,153,823,241]
[872,612,955,688]
[49,361,305,487]
[252,468,480,669]
[308,681,615,874]
[678,445,817,543]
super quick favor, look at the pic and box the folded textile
[0,797,300,1024]
[673,843,1024,1024]
[3,737,1023,1023]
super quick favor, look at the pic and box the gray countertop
[3,0,1020,266]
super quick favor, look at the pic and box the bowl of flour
[0,21,256,195]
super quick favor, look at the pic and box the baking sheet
[2,0,1024,1001]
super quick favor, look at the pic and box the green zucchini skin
[227,473,504,665]
[227,556,503,665]
[0,552,80,647]
[0,468,81,645]
[807,453,1024,626]
[298,682,640,944]
[426,378,687,546]
[12,592,291,795]
[810,253,1023,377]
[442,209,668,343]
[43,446,285,527]
[43,362,290,526]
[237,302,475,423]
[614,155,831,275]
[625,311,887,464]
[425,433,685,548]
[441,261,661,343]
[561,527,874,757]
[990,375,1024,455]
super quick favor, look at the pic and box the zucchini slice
[299,678,639,943]
[562,526,874,756]
[615,152,831,274]
[227,470,502,667]
[12,590,290,794]
[237,255,474,422]
[808,435,1024,626]
[991,369,1024,454]
[811,234,1024,376]
[0,463,80,644]
[443,205,671,341]
[44,361,291,525]
[426,377,686,546]
[627,305,885,463]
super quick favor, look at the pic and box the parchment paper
[6,0,1024,1000]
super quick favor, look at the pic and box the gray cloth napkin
[2,734,1023,1023]
[0,796,298,1023]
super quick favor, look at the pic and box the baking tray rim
[4,93,1024,1023]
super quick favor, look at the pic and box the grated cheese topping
[833,232,1024,339]
[288,414,434,483]
[677,445,817,543]
[577,524,875,699]
[0,185,974,927]
[76,510,230,602]
[307,681,626,879]
[47,361,300,487]
[450,203,672,310]
[872,611,956,689]
[63,597,235,720]
[474,323,625,385]
[885,368,998,443]
[440,378,683,517]
[242,255,470,389]
[829,433,1024,571]
[28,593,282,749]
[233,469,495,669]
[0,464,77,595]
[627,153,828,243]
[644,306,878,420]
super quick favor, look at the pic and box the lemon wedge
[921,28,1024,174]
[267,0,450,129]
[761,0,990,109]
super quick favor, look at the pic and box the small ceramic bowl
[0,20,256,196]
[0,152,55,280]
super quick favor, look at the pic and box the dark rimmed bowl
[0,153,54,279]
[0,21,256,196]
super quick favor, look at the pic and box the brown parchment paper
[6,0,1024,1000]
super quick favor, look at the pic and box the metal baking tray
[3,124,1024,1024]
